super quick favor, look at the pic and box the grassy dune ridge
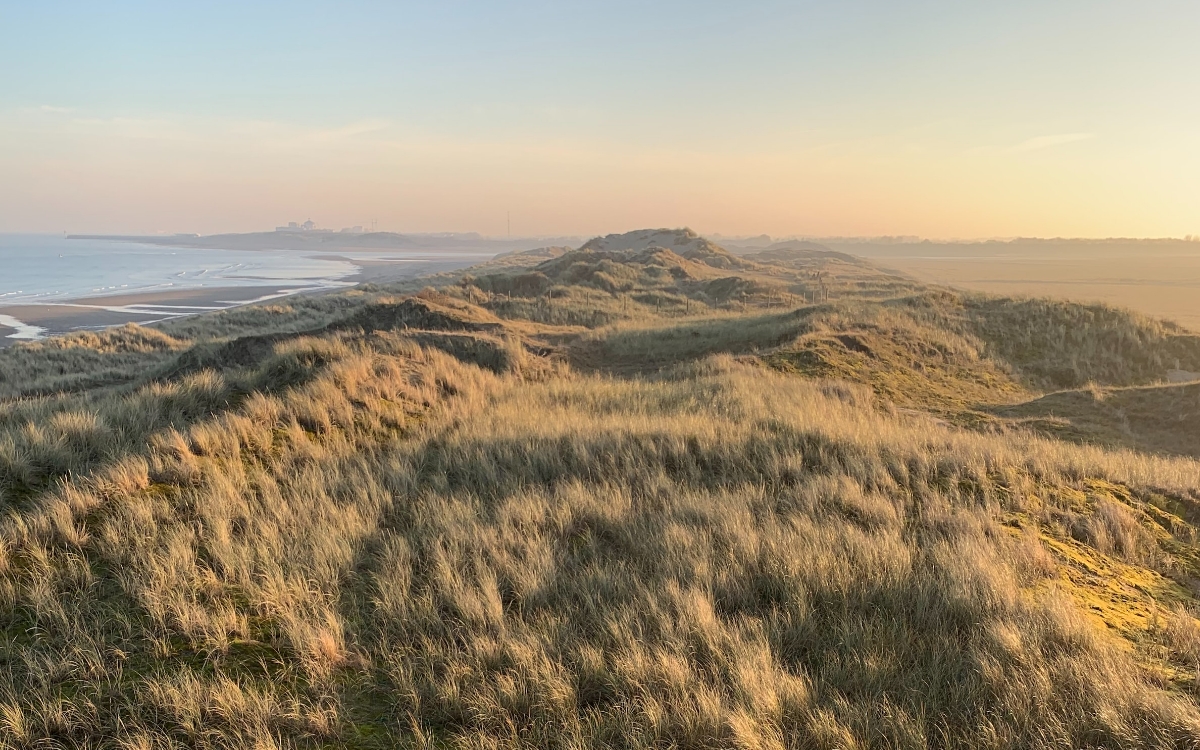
[3,230,1200,747]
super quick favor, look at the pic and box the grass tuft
[1,237,1200,745]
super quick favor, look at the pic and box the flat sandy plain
[827,239,1200,331]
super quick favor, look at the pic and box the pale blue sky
[2,1,1198,237]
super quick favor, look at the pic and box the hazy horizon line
[7,229,1200,246]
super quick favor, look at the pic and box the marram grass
[3,251,1200,747]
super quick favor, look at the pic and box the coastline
[0,251,491,348]
[0,285,298,348]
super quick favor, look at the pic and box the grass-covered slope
[995,380,1200,457]
[4,232,1200,747]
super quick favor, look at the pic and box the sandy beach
[0,251,491,347]
[0,286,298,346]
[309,254,485,284]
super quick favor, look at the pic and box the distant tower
[507,211,511,237]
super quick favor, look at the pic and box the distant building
[274,218,333,232]
[339,226,365,234]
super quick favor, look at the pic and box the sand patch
[0,314,47,341]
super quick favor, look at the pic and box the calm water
[0,234,358,304]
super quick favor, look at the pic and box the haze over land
[793,238,1200,330]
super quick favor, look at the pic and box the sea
[0,234,360,305]
[0,233,503,341]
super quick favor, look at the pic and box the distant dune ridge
[6,229,1200,745]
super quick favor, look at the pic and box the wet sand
[0,286,297,347]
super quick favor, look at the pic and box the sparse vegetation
[4,230,1200,747]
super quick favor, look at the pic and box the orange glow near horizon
[3,3,1199,239]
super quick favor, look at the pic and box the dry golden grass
[2,240,1200,746]
[995,380,1200,458]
